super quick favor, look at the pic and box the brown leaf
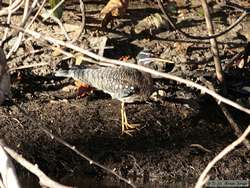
[134,13,169,34]
[100,0,129,27]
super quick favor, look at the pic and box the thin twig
[42,13,70,41]
[141,57,174,64]
[7,48,47,64]
[40,0,71,40]
[201,0,224,82]
[1,0,39,47]
[6,24,250,116]
[21,0,38,27]
[72,0,85,42]
[156,0,249,40]
[6,0,30,59]
[51,46,115,67]
[195,125,250,188]
[220,104,250,149]
[1,0,13,46]
[190,144,212,153]
[0,0,23,16]
[1,143,73,188]
[25,0,46,29]
[42,0,64,21]
[51,15,71,41]
[157,37,247,46]
[0,140,21,188]
[200,77,250,149]
[8,62,49,71]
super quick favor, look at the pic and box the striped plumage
[55,66,154,103]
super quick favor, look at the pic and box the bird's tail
[55,69,74,78]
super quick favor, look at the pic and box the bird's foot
[122,123,140,136]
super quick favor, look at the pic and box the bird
[55,66,154,135]
[0,48,10,105]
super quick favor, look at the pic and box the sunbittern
[55,66,154,135]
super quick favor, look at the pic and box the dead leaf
[100,0,129,27]
[134,13,169,34]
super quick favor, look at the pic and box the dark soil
[0,0,250,187]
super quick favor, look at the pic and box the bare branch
[41,0,70,41]
[195,125,250,188]
[6,0,30,59]
[201,0,224,82]
[26,0,46,29]
[156,0,249,40]
[72,0,85,42]
[200,77,250,149]
[0,140,20,188]
[0,0,24,16]
[8,62,49,71]
[0,142,73,188]
[42,0,65,21]
[1,0,13,46]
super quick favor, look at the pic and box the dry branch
[6,0,30,58]
[8,62,49,71]
[201,0,224,82]
[0,0,23,16]
[157,0,249,40]
[0,142,73,188]
[26,0,46,29]
[72,0,85,41]
[1,0,13,45]
[201,77,250,150]
[43,0,64,21]
[0,140,20,188]
[41,0,70,41]
[195,125,250,188]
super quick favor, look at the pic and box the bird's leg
[121,101,140,135]
[121,101,125,134]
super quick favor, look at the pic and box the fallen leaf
[100,0,129,27]
[134,13,169,34]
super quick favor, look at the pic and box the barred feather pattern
[55,67,153,103]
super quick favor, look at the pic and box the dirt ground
[0,0,250,187]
